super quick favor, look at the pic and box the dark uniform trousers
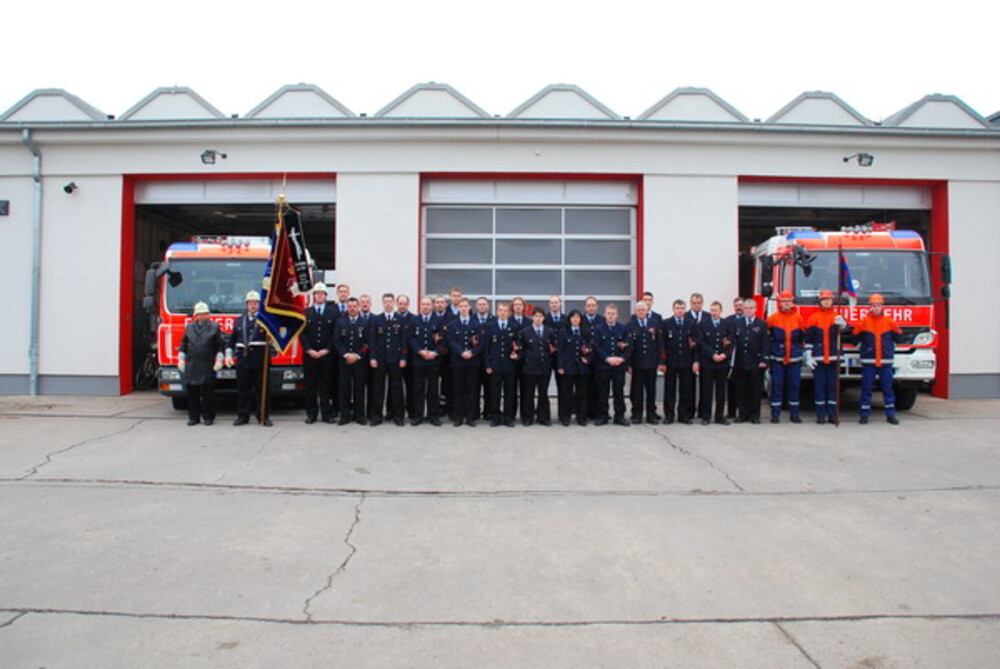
[229,314,270,421]
[370,363,404,422]
[339,359,368,422]
[663,367,695,421]
[733,368,763,421]
[597,369,627,422]
[303,355,335,420]
[413,364,441,420]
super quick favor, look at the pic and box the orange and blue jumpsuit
[805,310,844,420]
[855,313,904,418]
[766,310,807,419]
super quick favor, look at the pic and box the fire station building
[1,83,998,398]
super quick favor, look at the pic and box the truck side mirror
[941,285,951,299]
[143,263,160,298]
[940,255,952,285]
[760,256,775,298]
[142,295,155,314]
[761,281,773,298]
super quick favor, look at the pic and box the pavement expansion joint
[0,611,28,629]
[774,621,823,668]
[302,494,367,622]
[17,419,145,481]
[643,424,746,492]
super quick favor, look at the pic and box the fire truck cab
[751,224,941,411]
[142,236,306,409]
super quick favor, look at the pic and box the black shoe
[790,415,802,424]
[816,415,827,425]
[323,416,336,424]
[614,418,629,427]
[701,419,710,426]
[337,417,351,426]
[646,416,659,424]
[356,418,367,426]
[394,417,406,427]
[522,419,534,427]
[887,415,900,425]
[262,418,273,427]
[430,418,442,427]
[663,416,675,425]
[453,420,463,428]
[305,416,317,424]
[467,420,477,428]
[490,419,501,427]
[411,418,422,426]
[204,418,214,426]
[771,416,780,424]
[750,417,760,424]
[859,416,869,424]
[630,416,642,424]
[233,416,249,426]
[538,419,551,427]
[594,417,608,426]
[505,419,515,427]
[576,419,587,427]
[735,416,749,424]
[187,418,200,426]
[679,418,693,425]
[715,418,730,426]
[369,418,383,427]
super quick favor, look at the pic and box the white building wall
[0,174,35,385]
[644,175,739,306]
[37,176,122,386]
[334,173,420,302]
[948,180,1000,397]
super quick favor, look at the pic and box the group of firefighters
[177,283,905,428]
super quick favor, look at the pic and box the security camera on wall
[63,182,78,194]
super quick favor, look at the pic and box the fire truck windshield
[795,250,931,304]
[164,259,267,314]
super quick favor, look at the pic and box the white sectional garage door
[422,180,637,309]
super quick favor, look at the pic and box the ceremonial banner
[258,205,309,354]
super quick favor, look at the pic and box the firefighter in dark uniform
[544,295,570,423]
[519,309,556,426]
[395,294,417,421]
[227,290,273,427]
[510,296,531,419]
[369,293,408,426]
[483,302,519,427]
[593,304,632,426]
[409,297,447,426]
[730,298,769,424]
[581,296,605,419]
[178,301,225,426]
[696,300,732,426]
[472,297,495,421]
[662,299,697,424]
[446,298,484,427]
[301,283,338,424]
[334,297,371,425]
[557,310,593,426]
[627,300,664,424]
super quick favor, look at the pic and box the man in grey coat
[178,301,225,426]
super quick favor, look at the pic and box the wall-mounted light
[63,182,78,194]
[200,150,227,165]
[843,152,875,167]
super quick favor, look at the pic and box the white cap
[193,301,210,315]
[312,282,328,294]
[245,290,261,302]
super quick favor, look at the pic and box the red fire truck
[751,223,946,411]
[142,236,306,409]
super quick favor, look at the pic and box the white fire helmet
[245,290,261,302]
[193,302,210,315]
[312,283,328,295]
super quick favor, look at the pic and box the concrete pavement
[1,392,998,668]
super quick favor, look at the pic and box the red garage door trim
[119,173,337,395]
[739,175,950,398]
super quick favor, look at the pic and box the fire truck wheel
[894,384,918,412]
[171,397,189,411]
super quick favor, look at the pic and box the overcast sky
[4,0,994,122]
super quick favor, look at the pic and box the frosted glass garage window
[496,239,561,264]
[426,208,492,234]
[426,239,492,264]
[423,197,635,304]
[425,269,491,296]
[566,240,630,265]
[496,209,561,234]
[566,208,631,235]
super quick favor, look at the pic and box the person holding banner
[804,290,848,424]
[227,291,273,427]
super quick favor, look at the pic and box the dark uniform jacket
[544,312,569,333]
[730,316,769,370]
[446,318,484,368]
[519,325,556,375]
[557,326,592,375]
[334,317,371,362]
[302,304,338,352]
[662,316,697,369]
[409,313,447,367]
[228,312,269,369]
[697,317,732,371]
[581,313,606,339]
[180,318,225,385]
[369,312,408,364]
[593,322,632,372]
[627,316,663,370]
[483,320,520,374]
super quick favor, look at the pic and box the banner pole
[835,240,843,428]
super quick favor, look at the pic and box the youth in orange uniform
[854,293,903,425]
[804,290,848,424]
[766,292,807,423]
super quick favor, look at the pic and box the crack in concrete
[3,477,997,499]
[214,428,283,484]
[302,494,367,622]
[0,611,27,629]
[644,425,746,492]
[1,607,997,628]
[774,621,823,668]
[17,420,145,481]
